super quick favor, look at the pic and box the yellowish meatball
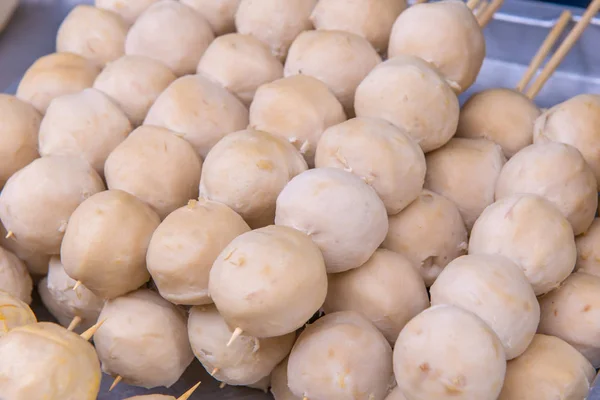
[16,52,101,114]
[125,0,215,76]
[0,94,41,189]
[456,88,541,158]
[93,55,177,126]
[144,74,249,159]
[56,5,128,67]
[38,88,132,177]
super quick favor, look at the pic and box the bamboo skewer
[477,0,505,27]
[414,0,429,4]
[467,0,482,10]
[516,10,572,92]
[67,316,82,332]
[474,0,489,18]
[526,0,600,99]
[109,376,122,391]
[4,230,13,239]
[72,281,82,291]
[226,327,243,347]
[178,381,202,400]
[80,319,105,341]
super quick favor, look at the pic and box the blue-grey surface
[2,0,600,399]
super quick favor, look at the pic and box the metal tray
[2,0,600,399]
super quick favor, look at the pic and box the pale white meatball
[275,168,388,273]
[0,156,105,255]
[235,0,317,60]
[315,117,425,214]
[284,30,381,113]
[199,129,307,228]
[271,358,301,400]
[197,33,283,106]
[425,138,506,230]
[498,334,596,400]
[288,311,394,400]
[0,322,102,399]
[16,52,101,114]
[430,254,539,359]
[324,249,429,344]
[188,304,295,386]
[382,190,468,286]
[576,218,600,277]
[146,199,250,305]
[125,0,215,76]
[38,88,132,177]
[181,0,241,36]
[61,190,161,299]
[93,55,177,126]
[38,278,74,329]
[93,289,194,388]
[95,0,161,25]
[469,194,576,295]
[0,247,32,304]
[310,0,407,53]
[495,142,598,235]
[45,257,104,333]
[0,290,36,338]
[144,74,249,159]
[538,272,600,367]
[394,305,506,400]
[456,88,541,158]
[534,94,600,186]
[209,225,327,338]
[0,95,41,188]
[104,125,202,219]
[354,55,459,153]
[249,75,346,167]
[388,0,485,93]
[56,5,128,67]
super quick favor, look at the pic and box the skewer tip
[219,382,226,389]
[4,230,13,239]
[72,281,82,291]
[67,316,82,332]
[210,367,220,376]
[80,319,105,341]
[177,381,202,400]
[109,375,122,391]
[226,327,243,347]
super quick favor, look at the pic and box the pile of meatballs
[0,0,599,399]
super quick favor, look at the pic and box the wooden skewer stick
[478,0,504,27]
[210,367,220,376]
[109,375,122,391]
[467,0,482,10]
[178,381,202,400]
[4,231,13,239]
[474,0,489,17]
[80,319,105,341]
[516,10,572,92]
[526,0,600,99]
[72,281,82,291]
[67,316,82,332]
[226,327,243,347]
[414,0,429,4]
